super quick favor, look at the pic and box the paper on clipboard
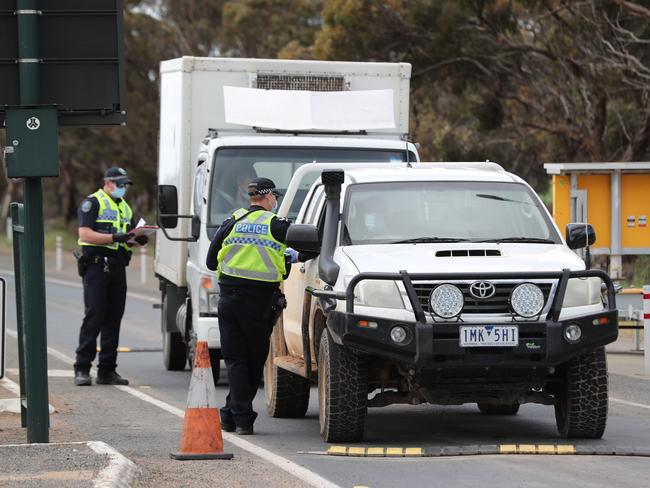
[128,219,159,244]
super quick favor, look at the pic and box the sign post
[1,0,126,442]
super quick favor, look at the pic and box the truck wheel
[264,340,310,418]
[209,348,221,386]
[554,347,608,439]
[163,331,187,370]
[318,329,367,443]
[477,402,520,415]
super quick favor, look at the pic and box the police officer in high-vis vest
[74,167,148,386]
[206,177,303,435]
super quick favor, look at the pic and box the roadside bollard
[643,285,650,376]
[5,217,11,242]
[55,235,63,272]
[140,246,147,284]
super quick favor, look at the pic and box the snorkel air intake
[319,169,345,286]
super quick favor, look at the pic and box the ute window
[343,181,560,245]
[207,147,416,235]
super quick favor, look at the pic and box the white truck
[154,57,419,381]
[268,163,618,443]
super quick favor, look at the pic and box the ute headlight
[350,279,405,309]
[563,277,602,308]
[510,283,544,318]
[429,284,464,318]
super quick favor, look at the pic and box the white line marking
[6,328,77,365]
[0,376,56,413]
[0,376,21,395]
[88,441,139,488]
[6,368,74,377]
[6,336,341,488]
[610,397,650,410]
[0,268,158,303]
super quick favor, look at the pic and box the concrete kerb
[0,441,139,487]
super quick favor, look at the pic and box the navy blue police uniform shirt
[78,195,136,260]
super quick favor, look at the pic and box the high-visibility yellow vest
[217,208,287,282]
[78,189,133,251]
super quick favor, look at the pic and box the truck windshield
[343,181,561,245]
[208,147,415,228]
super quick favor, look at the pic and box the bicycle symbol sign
[26,117,41,130]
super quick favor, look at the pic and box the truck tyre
[477,402,520,415]
[554,347,608,439]
[162,291,187,371]
[264,341,310,418]
[318,329,368,443]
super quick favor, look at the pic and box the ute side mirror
[286,224,321,254]
[566,223,596,249]
[158,185,178,229]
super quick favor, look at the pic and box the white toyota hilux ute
[266,162,618,443]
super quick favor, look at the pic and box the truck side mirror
[566,223,596,249]
[286,224,320,254]
[158,185,179,229]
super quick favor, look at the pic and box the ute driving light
[390,325,409,344]
[510,283,544,318]
[429,284,464,318]
[564,324,582,343]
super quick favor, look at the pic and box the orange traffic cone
[171,340,233,460]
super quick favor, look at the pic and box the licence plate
[459,325,518,347]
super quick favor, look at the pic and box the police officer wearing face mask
[73,167,148,386]
[206,177,304,435]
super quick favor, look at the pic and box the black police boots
[74,370,91,386]
[96,371,129,385]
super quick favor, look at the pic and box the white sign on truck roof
[223,86,396,131]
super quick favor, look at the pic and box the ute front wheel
[264,332,310,418]
[554,347,608,438]
[318,329,367,443]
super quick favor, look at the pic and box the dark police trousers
[218,284,276,428]
[74,261,127,374]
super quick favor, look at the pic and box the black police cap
[247,177,283,197]
[104,167,132,186]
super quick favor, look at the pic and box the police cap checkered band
[247,177,283,197]
[104,167,132,185]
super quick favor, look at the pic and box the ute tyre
[477,402,520,415]
[318,329,368,443]
[555,347,608,439]
[264,339,310,418]
[162,331,187,371]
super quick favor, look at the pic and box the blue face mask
[111,186,126,199]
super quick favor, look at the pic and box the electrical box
[5,107,59,178]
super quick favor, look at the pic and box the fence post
[55,235,62,272]
[140,246,147,284]
[644,285,650,376]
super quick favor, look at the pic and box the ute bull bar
[311,268,617,321]
[308,268,618,367]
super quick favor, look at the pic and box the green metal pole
[17,0,50,443]
[10,203,27,428]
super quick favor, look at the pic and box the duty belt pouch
[72,248,88,277]
[269,290,288,326]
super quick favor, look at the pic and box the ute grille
[412,282,553,315]
[255,73,347,92]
